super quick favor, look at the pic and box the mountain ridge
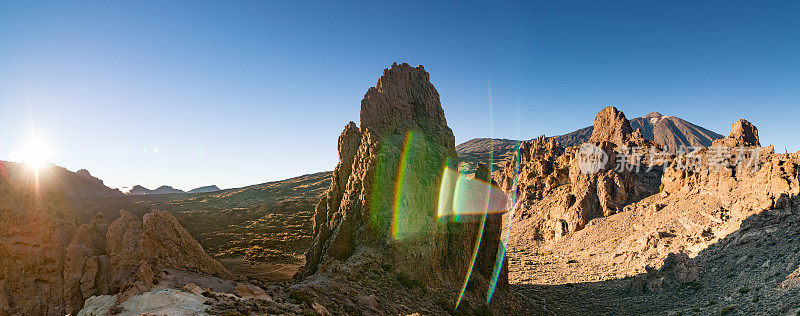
[456,111,725,172]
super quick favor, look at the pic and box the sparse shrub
[751,296,759,303]
[738,286,750,294]
[395,272,422,289]
[435,296,455,313]
[474,304,493,316]
[720,306,735,316]
[680,281,702,292]
[202,290,217,298]
[289,290,313,307]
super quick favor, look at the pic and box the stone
[589,106,634,144]
[712,119,760,147]
[234,283,271,301]
[298,63,506,297]
[183,283,203,296]
[312,302,332,316]
[644,253,699,291]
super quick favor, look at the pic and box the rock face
[0,176,230,315]
[299,63,505,296]
[663,120,790,210]
[495,107,663,242]
[0,180,110,316]
[107,210,233,295]
[589,107,635,144]
[712,118,760,147]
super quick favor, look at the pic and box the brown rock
[644,253,699,291]
[234,283,271,301]
[0,186,105,316]
[589,106,634,145]
[183,283,203,295]
[107,210,233,292]
[496,108,664,242]
[712,118,760,147]
[116,261,156,303]
[298,63,506,297]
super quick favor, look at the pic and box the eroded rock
[299,62,506,297]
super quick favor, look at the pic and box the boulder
[107,210,233,294]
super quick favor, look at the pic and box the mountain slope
[71,171,333,281]
[0,161,123,197]
[188,185,220,193]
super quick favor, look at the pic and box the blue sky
[1,1,798,190]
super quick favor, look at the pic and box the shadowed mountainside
[0,161,123,198]
[71,171,332,281]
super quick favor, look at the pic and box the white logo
[577,143,608,174]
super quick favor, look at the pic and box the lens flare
[486,96,524,303]
[391,131,416,240]
[436,167,508,219]
[486,141,521,303]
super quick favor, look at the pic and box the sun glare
[18,138,54,170]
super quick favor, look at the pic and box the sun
[18,138,54,170]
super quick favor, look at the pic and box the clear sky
[1,1,798,190]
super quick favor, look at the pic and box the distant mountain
[456,111,724,171]
[554,112,724,150]
[122,184,185,195]
[0,161,123,198]
[454,138,520,173]
[188,185,220,193]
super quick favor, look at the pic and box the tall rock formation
[589,106,635,144]
[299,63,506,297]
[712,118,760,147]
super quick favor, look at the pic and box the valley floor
[507,205,800,315]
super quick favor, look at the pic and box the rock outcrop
[711,118,760,147]
[107,210,232,297]
[589,106,634,144]
[299,63,506,298]
[0,176,230,315]
[495,107,663,242]
[0,181,110,316]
